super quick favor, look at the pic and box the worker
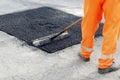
[80,0,120,74]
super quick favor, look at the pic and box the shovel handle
[51,18,82,40]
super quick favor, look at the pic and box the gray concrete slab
[0,0,120,80]
[0,31,120,80]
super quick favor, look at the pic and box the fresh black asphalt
[0,7,103,53]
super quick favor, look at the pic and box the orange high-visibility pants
[81,0,120,68]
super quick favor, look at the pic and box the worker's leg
[80,0,103,59]
[98,0,120,73]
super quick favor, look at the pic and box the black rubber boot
[79,53,90,62]
[98,62,120,74]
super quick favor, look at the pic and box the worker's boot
[80,45,93,62]
[79,53,90,62]
[98,62,120,74]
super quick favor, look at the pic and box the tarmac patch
[0,7,103,53]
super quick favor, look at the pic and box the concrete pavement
[0,0,120,80]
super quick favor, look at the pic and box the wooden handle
[51,18,82,40]
[59,18,82,34]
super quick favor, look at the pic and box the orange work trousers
[81,0,120,68]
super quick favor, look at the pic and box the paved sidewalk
[0,0,120,80]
